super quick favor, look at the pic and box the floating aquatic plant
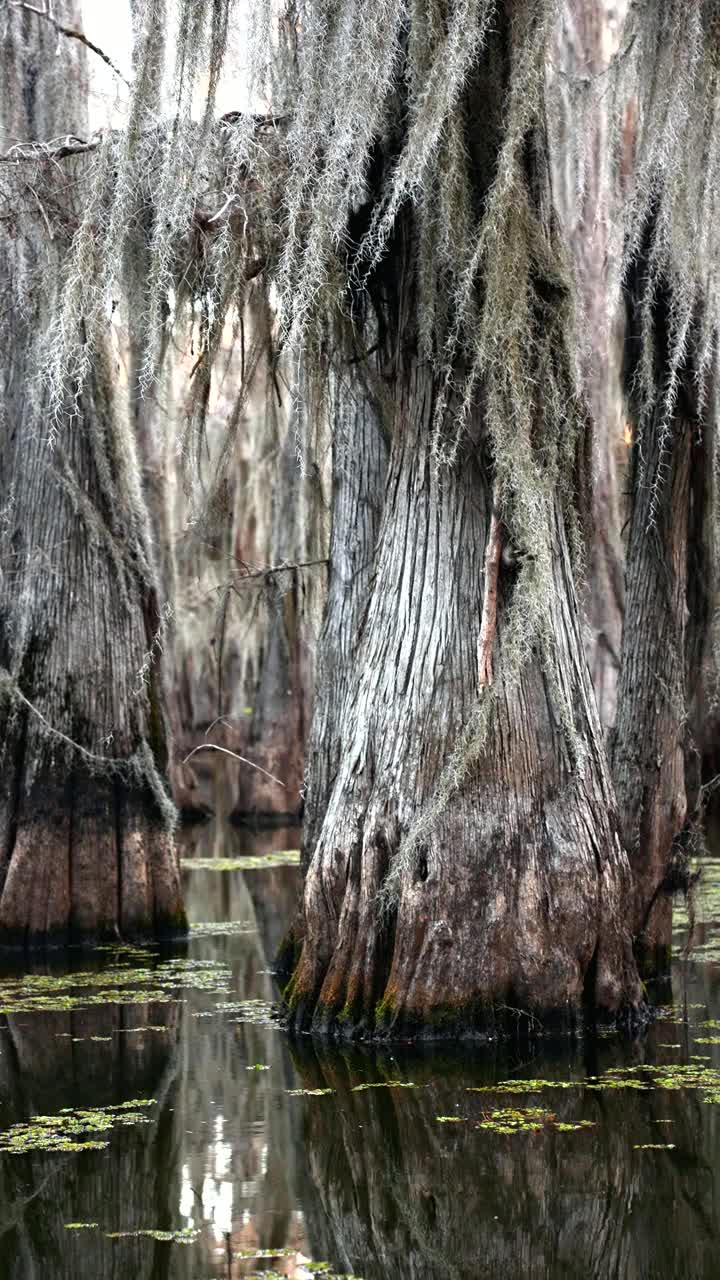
[106,1227,200,1242]
[181,851,301,872]
[188,920,257,937]
[466,1078,577,1094]
[0,1099,156,1155]
[0,956,232,1016]
[217,999,281,1026]
[286,1088,334,1097]
[351,1081,417,1092]
[473,1107,595,1135]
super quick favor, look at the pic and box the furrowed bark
[232,366,331,822]
[0,2,185,947]
[301,364,389,866]
[611,211,713,976]
[612,401,710,972]
[275,362,388,980]
[286,362,641,1039]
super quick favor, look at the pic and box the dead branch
[10,0,130,85]
[181,742,286,788]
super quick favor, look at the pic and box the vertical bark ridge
[611,412,699,972]
[301,365,390,865]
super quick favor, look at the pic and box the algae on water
[0,1100,156,1155]
[181,851,301,872]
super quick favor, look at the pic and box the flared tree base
[0,770,186,949]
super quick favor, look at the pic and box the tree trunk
[282,1,644,1040]
[610,191,714,976]
[286,359,642,1038]
[232,376,329,821]
[0,3,185,946]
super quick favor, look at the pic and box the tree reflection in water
[0,824,720,1278]
[291,1030,719,1280]
[0,993,180,1279]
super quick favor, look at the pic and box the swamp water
[0,829,720,1279]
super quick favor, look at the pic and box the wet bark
[0,3,185,946]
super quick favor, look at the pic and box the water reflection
[0,998,179,1279]
[291,1035,718,1280]
[1,825,720,1278]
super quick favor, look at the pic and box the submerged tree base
[283,986,650,1045]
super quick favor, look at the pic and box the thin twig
[1,672,116,767]
[228,557,328,587]
[10,0,130,85]
[181,743,286,788]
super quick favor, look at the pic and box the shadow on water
[1,820,720,1277]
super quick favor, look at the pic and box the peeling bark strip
[477,505,502,689]
[0,2,185,947]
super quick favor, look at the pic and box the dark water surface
[1,826,720,1279]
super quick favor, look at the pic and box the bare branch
[0,135,97,163]
[181,743,286,788]
[10,1,130,85]
[228,557,329,587]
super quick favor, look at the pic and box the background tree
[0,0,184,945]
[609,3,719,974]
